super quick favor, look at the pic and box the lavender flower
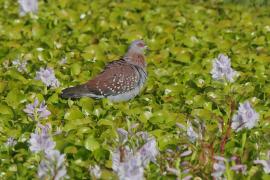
[211,54,237,82]
[112,147,143,180]
[138,138,158,166]
[112,138,158,180]
[117,128,128,144]
[5,137,17,147]
[136,131,149,141]
[38,150,68,180]
[116,153,144,180]
[211,156,226,179]
[53,127,62,136]
[180,150,192,157]
[112,146,133,173]
[166,164,180,176]
[186,121,198,143]
[12,59,27,72]
[18,0,38,16]
[254,152,270,173]
[230,164,247,174]
[231,101,259,132]
[35,67,60,88]
[24,98,51,121]
[89,165,101,179]
[29,124,55,153]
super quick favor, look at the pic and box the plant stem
[220,99,235,154]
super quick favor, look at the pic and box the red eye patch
[137,42,145,47]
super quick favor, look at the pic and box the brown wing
[84,60,140,97]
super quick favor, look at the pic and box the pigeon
[61,40,148,102]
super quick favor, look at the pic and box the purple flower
[112,137,158,180]
[231,101,259,132]
[230,164,247,174]
[89,165,101,179]
[117,128,128,144]
[211,156,226,179]
[112,146,133,172]
[12,59,27,73]
[112,146,143,180]
[138,138,158,166]
[38,150,68,180]
[5,137,17,147]
[117,154,144,180]
[254,152,270,173]
[29,124,55,153]
[186,121,198,143]
[180,150,192,157]
[136,131,149,141]
[18,0,38,16]
[166,164,180,176]
[211,54,237,82]
[24,98,51,121]
[35,67,60,88]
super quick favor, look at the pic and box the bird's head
[127,40,148,55]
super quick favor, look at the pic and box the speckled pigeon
[61,40,148,102]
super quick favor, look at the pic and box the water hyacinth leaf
[0,81,7,93]
[98,119,114,127]
[47,93,59,103]
[85,136,100,151]
[191,108,212,120]
[158,134,177,151]
[78,97,94,108]
[64,146,78,154]
[6,70,27,83]
[5,89,26,109]
[76,127,92,135]
[64,107,84,120]
[71,63,81,76]
[0,104,14,118]
[93,148,110,161]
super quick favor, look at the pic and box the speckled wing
[84,60,140,97]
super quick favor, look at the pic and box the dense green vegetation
[1,0,270,179]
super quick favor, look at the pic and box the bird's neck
[124,51,146,69]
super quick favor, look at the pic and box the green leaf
[0,81,7,93]
[71,63,81,76]
[64,107,84,120]
[85,136,100,151]
[0,104,14,118]
[5,89,26,109]
[64,146,78,154]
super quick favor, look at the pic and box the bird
[61,40,148,102]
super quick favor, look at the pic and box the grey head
[126,40,148,55]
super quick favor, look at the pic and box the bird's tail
[61,84,90,99]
